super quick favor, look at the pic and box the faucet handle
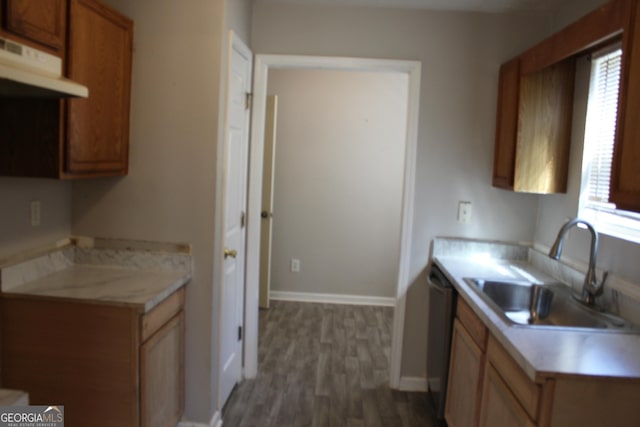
[595,271,609,297]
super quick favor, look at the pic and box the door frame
[244,54,421,388]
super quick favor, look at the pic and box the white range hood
[0,36,88,98]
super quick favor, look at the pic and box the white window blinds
[584,48,622,206]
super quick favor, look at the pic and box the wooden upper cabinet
[515,59,575,194]
[66,0,133,176]
[492,58,574,194]
[2,0,66,53]
[492,0,636,196]
[611,0,640,212]
[0,0,133,179]
[493,58,520,190]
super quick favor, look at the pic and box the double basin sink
[464,278,636,332]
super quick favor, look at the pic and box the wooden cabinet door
[445,319,485,427]
[611,0,640,212]
[515,59,575,194]
[66,0,132,176]
[3,0,66,52]
[141,312,185,427]
[479,364,536,427]
[493,57,520,190]
[493,57,574,194]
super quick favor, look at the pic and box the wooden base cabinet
[445,299,640,427]
[141,310,185,427]
[1,288,185,427]
[445,299,488,427]
[480,337,542,427]
[479,365,536,427]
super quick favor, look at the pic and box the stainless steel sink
[464,278,636,332]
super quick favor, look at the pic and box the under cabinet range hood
[0,36,88,98]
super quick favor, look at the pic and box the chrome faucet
[548,218,608,306]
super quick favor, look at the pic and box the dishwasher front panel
[426,264,456,419]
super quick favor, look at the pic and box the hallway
[222,301,439,426]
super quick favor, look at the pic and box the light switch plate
[458,201,472,224]
[290,259,301,273]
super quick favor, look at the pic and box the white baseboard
[177,411,221,427]
[398,376,428,392]
[270,290,395,307]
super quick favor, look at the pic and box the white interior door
[220,32,252,407]
[259,95,278,309]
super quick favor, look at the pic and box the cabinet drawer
[141,288,185,342]
[456,298,487,351]
[487,335,541,421]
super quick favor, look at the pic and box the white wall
[71,0,252,423]
[0,179,70,259]
[252,3,553,377]
[267,69,407,298]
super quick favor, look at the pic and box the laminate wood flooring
[222,301,442,427]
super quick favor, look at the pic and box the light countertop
[434,255,640,382]
[0,237,192,313]
[2,264,189,313]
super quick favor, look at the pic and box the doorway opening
[245,55,421,388]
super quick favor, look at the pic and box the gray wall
[252,3,552,378]
[72,0,252,423]
[267,69,407,299]
[0,179,70,259]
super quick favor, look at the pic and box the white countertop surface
[2,264,190,313]
[434,256,640,382]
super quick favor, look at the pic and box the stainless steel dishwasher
[426,263,457,420]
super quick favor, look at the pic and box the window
[580,45,640,243]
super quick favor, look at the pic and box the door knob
[224,248,238,259]
[261,211,273,219]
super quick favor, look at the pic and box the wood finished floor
[222,301,441,427]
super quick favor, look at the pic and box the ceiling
[254,0,568,14]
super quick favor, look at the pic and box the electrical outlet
[30,201,41,227]
[290,259,301,273]
[457,201,472,224]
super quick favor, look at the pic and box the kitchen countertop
[434,255,640,382]
[0,237,192,313]
[2,264,189,313]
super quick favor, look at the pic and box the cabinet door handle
[224,248,237,259]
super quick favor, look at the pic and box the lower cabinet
[479,335,540,427]
[479,365,536,427]
[445,299,487,427]
[141,311,185,427]
[1,288,185,427]
[446,298,640,427]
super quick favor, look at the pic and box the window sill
[581,207,640,245]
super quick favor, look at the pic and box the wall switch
[30,201,41,227]
[290,258,301,273]
[457,201,472,224]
